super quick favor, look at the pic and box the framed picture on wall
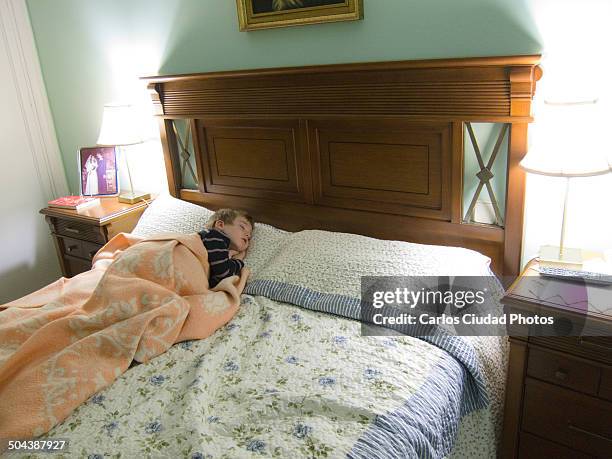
[78,146,119,196]
[236,0,363,31]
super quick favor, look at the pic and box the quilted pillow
[131,194,214,237]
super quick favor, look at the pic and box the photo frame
[236,0,363,31]
[78,146,119,197]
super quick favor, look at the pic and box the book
[48,196,100,210]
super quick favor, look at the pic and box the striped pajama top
[198,228,245,288]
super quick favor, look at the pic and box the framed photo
[236,0,363,31]
[78,146,119,197]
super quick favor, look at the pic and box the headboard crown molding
[144,55,542,120]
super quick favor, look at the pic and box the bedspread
[0,233,247,442]
[5,295,500,459]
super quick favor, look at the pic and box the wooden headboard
[143,55,541,277]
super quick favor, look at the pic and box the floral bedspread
[9,292,495,459]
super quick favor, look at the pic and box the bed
[1,56,541,458]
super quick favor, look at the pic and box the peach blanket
[0,233,248,441]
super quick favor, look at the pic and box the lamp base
[539,244,582,265]
[118,191,151,204]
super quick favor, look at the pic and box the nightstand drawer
[59,236,84,258]
[82,240,102,262]
[530,336,612,365]
[522,378,612,457]
[519,432,592,459]
[64,256,92,278]
[527,347,600,395]
[54,218,105,243]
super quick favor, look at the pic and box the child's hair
[205,208,254,229]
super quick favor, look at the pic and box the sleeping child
[198,208,253,288]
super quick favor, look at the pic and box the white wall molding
[0,0,68,200]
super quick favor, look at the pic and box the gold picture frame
[236,0,363,31]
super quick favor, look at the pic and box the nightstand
[41,197,152,277]
[501,258,612,458]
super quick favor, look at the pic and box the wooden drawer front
[64,256,92,278]
[522,378,612,457]
[59,236,84,258]
[519,432,592,459]
[82,241,102,262]
[54,218,105,243]
[530,337,612,365]
[601,368,612,401]
[527,347,600,395]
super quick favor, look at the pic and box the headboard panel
[144,56,541,278]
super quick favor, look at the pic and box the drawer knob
[64,227,80,234]
[554,369,568,381]
[67,244,79,253]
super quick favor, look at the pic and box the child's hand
[232,250,247,261]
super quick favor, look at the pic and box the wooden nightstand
[501,258,612,458]
[41,197,152,277]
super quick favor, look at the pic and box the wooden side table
[501,258,612,458]
[40,197,152,277]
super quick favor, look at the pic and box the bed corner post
[148,82,181,197]
[504,64,543,278]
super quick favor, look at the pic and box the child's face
[214,217,252,252]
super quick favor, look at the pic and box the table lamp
[96,103,150,204]
[520,98,612,264]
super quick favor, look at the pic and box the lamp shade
[96,103,143,146]
[520,99,612,177]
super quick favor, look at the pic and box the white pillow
[131,195,287,277]
[131,194,214,237]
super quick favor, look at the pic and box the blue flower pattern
[223,361,239,372]
[90,394,105,405]
[103,421,118,437]
[319,376,336,387]
[149,375,166,386]
[145,421,162,434]
[364,368,382,380]
[246,439,266,453]
[293,423,313,439]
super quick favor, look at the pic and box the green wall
[27,0,542,194]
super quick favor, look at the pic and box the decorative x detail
[464,123,509,226]
[172,120,198,185]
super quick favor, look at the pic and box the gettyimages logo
[359,276,609,337]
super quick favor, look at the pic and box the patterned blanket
[244,229,504,458]
[0,233,248,442]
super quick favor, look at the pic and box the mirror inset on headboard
[463,122,510,227]
[171,119,198,190]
